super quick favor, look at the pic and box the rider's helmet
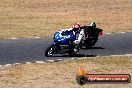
[89,22,96,28]
[72,23,80,33]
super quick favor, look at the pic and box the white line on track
[124,54,132,56]
[14,63,21,65]
[77,58,84,60]
[105,33,111,34]
[25,62,32,64]
[46,60,55,62]
[0,52,132,67]
[57,59,63,61]
[6,32,128,40]
[10,38,18,40]
[4,64,11,67]
[35,61,46,64]
[120,32,126,33]
[34,37,41,39]
[110,54,132,57]
[0,65,3,67]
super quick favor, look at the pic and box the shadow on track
[46,46,104,57]
[51,54,97,57]
[81,46,105,50]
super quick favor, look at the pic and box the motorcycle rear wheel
[85,36,98,48]
[90,36,98,46]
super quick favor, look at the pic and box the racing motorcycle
[81,26,103,48]
[45,31,79,57]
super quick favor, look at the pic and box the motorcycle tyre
[45,44,54,57]
[85,36,98,48]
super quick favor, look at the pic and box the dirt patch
[0,56,132,88]
[0,0,131,39]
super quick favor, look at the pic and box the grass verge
[0,56,132,88]
[0,0,131,39]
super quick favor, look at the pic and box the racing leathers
[58,27,85,52]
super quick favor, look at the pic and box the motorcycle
[45,31,79,57]
[81,26,103,48]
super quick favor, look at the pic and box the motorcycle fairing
[53,31,76,45]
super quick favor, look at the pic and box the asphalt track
[0,32,132,65]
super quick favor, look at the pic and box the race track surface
[0,32,132,65]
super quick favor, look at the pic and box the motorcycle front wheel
[45,44,55,57]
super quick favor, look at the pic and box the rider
[59,22,85,52]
